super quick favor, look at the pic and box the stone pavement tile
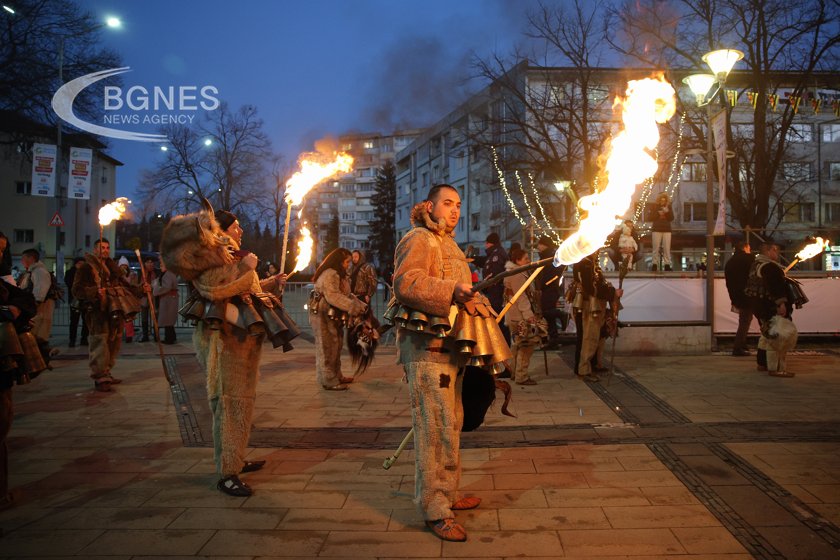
[583,469,683,488]
[460,488,549,509]
[80,528,214,556]
[522,427,599,442]
[304,473,403,492]
[387,508,500,532]
[397,474,495,495]
[493,472,589,490]
[488,446,574,460]
[34,506,185,529]
[460,448,491,461]
[0,528,102,555]
[671,527,750,554]
[558,528,686,556]
[631,556,752,560]
[198,529,327,556]
[533,456,624,473]
[768,467,840,484]
[439,530,563,557]
[279,507,392,531]
[800,483,840,503]
[498,506,610,530]
[603,505,720,528]
[0,506,53,532]
[342,490,416,510]
[168,507,288,529]
[755,524,840,560]
[243,489,348,509]
[568,444,657,458]
[142,485,251,508]
[667,443,713,456]
[269,460,365,475]
[545,487,651,508]
[711,485,800,526]
[809,502,840,525]
[318,531,441,557]
[638,486,702,506]
[461,459,537,475]
[615,455,671,471]
[677,455,751,486]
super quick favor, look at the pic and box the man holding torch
[71,238,149,392]
[390,184,510,542]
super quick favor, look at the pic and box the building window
[422,171,429,188]
[15,181,32,195]
[342,184,355,193]
[340,225,355,234]
[680,162,707,182]
[363,141,374,150]
[779,202,815,223]
[458,217,464,232]
[14,229,34,244]
[683,202,707,222]
[786,123,812,143]
[829,162,840,181]
[491,189,503,217]
[822,124,840,142]
[782,162,811,181]
[471,213,480,231]
[825,202,840,223]
[341,212,355,221]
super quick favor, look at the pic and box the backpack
[46,272,64,302]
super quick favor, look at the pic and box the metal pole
[55,37,64,274]
[705,102,716,351]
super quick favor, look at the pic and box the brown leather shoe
[452,496,481,510]
[426,518,467,541]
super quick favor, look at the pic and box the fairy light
[515,170,560,243]
[528,173,563,246]
[492,146,528,228]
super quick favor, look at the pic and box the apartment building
[0,111,121,278]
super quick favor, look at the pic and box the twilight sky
[81,0,542,206]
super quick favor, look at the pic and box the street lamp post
[55,17,122,273]
[682,48,743,351]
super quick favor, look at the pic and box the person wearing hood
[349,250,377,304]
[390,184,511,542]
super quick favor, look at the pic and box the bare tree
[0,0,122,129]
[137,103,274,218]
[607,0,840,234]
[466,0,618,227]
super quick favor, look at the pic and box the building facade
[0,111,121,279]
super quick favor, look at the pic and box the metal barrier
[52,281,393,332]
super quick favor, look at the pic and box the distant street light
[682,48,743,349]
[204,138,213,146]
[160,145,168,152]
[105,16,122,28]
[2,4,14,14]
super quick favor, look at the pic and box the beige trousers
[32,299,55,342]
[510,320,538,383]
[578,298,607,376]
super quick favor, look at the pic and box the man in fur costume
[161,204,299,497]
[573,251,622,382]
[349,250,378,303]
[391,184,511,542]
[745,240,797,377]
[71,238,147,392]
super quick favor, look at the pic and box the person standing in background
[649,193,674,271]
[18,249,55,344]
[65,257,88,347]
[153,257,180,345]
[725,241,755,357]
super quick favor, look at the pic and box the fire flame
[292,226,314,273]
[794,237,830,262]
[554,76,676,265]
[98,197,130,226]
[285,152,354,206]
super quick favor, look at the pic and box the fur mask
[410,202,453,236]
[159,199,235,281]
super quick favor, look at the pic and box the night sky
[80,0,541,205]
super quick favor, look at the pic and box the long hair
[313,248,352,282]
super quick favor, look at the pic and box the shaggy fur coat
[309,269,366,387]
[393,203,474,521]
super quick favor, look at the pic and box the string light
[491,146,528,228]
[514,170,560,243]
[527,173,564,246]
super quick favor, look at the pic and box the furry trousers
[86,317,122,380]
[510,321,539,383]
[404,360,464,521]
[578,299,607,376]
[310,314,345,388]
[194,322,263,477]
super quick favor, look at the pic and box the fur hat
[486,232,500,245]
[159,199,234,281]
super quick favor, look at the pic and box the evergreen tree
[324,213,340,255]
[370,160,397,271]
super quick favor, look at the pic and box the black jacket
[482,244,507,310]
[537,247,560,307]
[724,250,754,308]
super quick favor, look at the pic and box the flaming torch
[554,76,676,266]
[98,197,130,241]
[784,237,831,273]
[290,226,314,278]
[280,152,353,273]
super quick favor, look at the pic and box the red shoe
[452,496,481,510]
[426,518,467,541]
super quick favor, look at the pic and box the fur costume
[764,315,798,374]
[309,268,366,387]
[160,201,300,477]
[71,252,143,381]
[390,203,512,523]
[504,266,542,384]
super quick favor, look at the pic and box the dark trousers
[543,306,567,342]
[573,309,598,375]
[163,326,176,344]
[141,306,156,341]
[733,306,753,352]
[69,308,88,345]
